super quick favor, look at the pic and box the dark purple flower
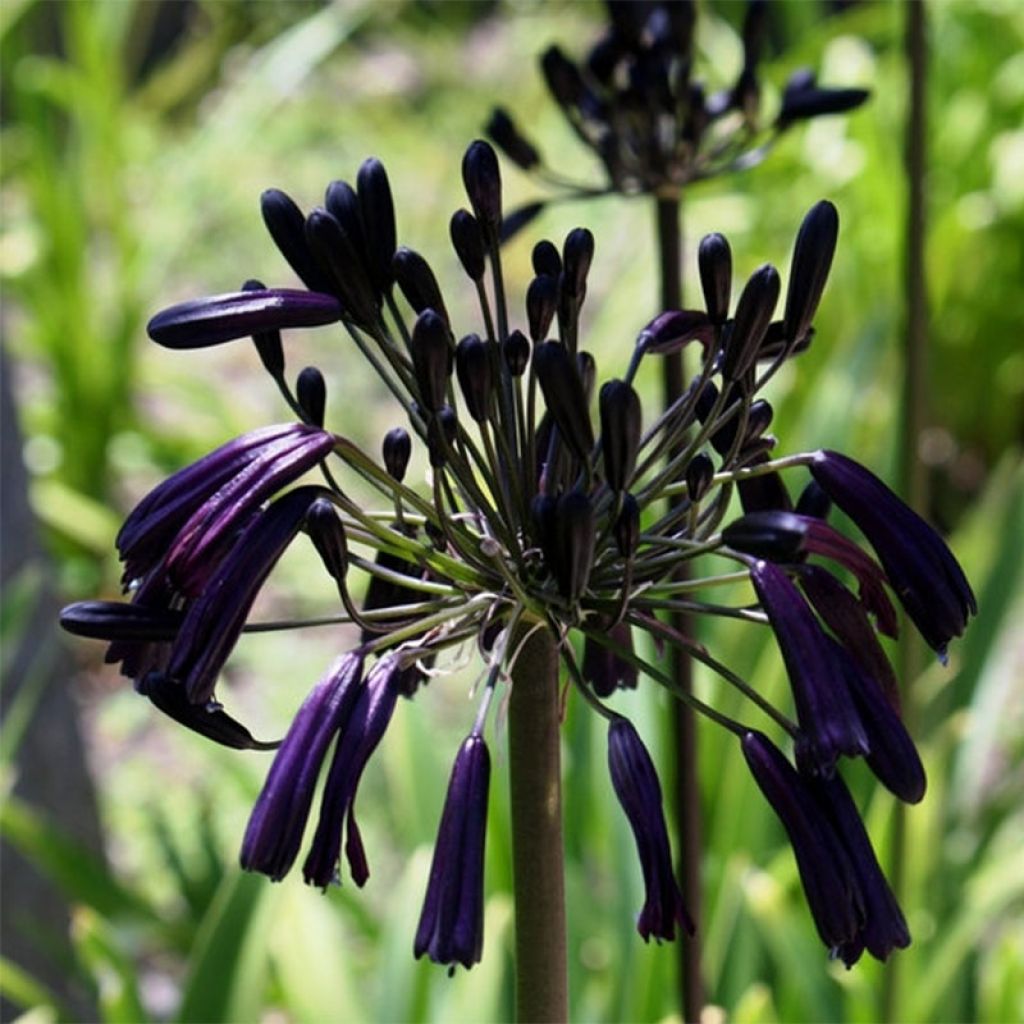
[607,717,692,941]
[303,653,403,888]
[168,487,323,704]
[582,620,638,697]
[414,734,490,972]
[105,573,180,682]
[116,423,332,587]
[810,450,977,660]
[241,652,365,880]
[741,731,864,963]
[147,289,341,349]
[750,560,869,776]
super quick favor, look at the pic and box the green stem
[656,194,704,1023]
[507,623,568,1023]
[885,2,929,1021]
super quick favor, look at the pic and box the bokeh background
[2,1,1022,1022]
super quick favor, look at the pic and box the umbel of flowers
[62,140,974,973]
[487,0,869,233]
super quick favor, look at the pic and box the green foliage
[2,1,1022,1021]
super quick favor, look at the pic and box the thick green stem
[508,624,568,1022]
[885,2,929,1021]
[656,195,704,1023]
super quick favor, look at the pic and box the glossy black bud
[759,320,815,360]
[449,209,486,282]
[685,453,715,502]
[304,207,378,327]
[745,399,774,441]
[411,309,452,413]
[296,366,326,427]
[562,227,595,301]
[698,233,732,324]
[737,454,793,513]
[393,246,450,326]
[778,70,870,127]
[723,510,808,562]
[784,201,839,348]
[455,333,494,423]
[260,188,333,294]
[59,600,183,641]
[533,341,594,462]
[356,157,397,293]
[382,427,412,482]
[599,379,642,492]
[637,309,715,355]
[722,264,780,380]
[613,493,640,559]
[462,140,502,235]
[532,239,562,278]
[324,180,368,272]
[242,278,285,378]
[527,274,558,343]
[485,107,541,170]
[427,406,458,468]
[531,492,558,563]
[499,201,545,244]
[555,490,596,602]
[503,329,531,377]
[306,497,348,584]
[795,479,831,520]
[541,45,586,109]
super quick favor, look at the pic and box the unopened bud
[533,341,594,461]
[260,188,333,294]
[685,453,715,502]
[325,180,368,271]
[449,209,486,282]
[462,140,502,236]
[503,329,531,377]
[411,309,452,413]
[562,227,595,301]
[427,406,458,468]
[541,45,586,109]
[455,333,494,423]
[393,247,450,326]
[698,233,732,324]
[527,275,558,342]
[382,427,412,482]
[356,157,397,293]
[243,278,285,379]
[637,309,715,355]
[784,201,839,348]
[600,379,642,492]
[306,497,348,583]
[485,107,541,170]
[613,493,640,558]
[555,489,596,602]
[722,263,780,380]
[296,366,327,426]
[723,510,808,562]
[795,479,831,520]
[305,207,378,327]
[532,239,562,278]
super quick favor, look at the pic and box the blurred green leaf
[0,956,67,1020]
[70,908,148,1024]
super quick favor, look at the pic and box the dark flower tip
[147,289,341,350]
[608,718,693,942]
[415,734,490,972]
[811,450,976,659]
[462,140,502,234]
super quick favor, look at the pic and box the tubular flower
[486,0,869,236]
[62,143,972,970]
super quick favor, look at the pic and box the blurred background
[1,1,1022,1022]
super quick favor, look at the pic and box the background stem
[507,624,568,1023]
[885,1,929,1021]
[656,195,704,1023]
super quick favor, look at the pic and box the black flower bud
[485,107,541,170]
[614,493,640,558]
[462,140,502,236]
[784,201,839,348]
[777,70,870,128]
[503,329,530,377]
[533,341,594,462]
[304,207,378,327]
[795,479,831,520]
[532,239,562,278]
[393,247,450,327]
[455,333,494,423]
[723,510,809,562]
[427,406,458,468]
[541,45,586,110]
[759,320,815,360]
[745,399,774,441]
[449,209,486,282]
[555,489,596,602]
[242,278,285,379]
[600,379,642,492]
[411,309,453,413]
[382,427,412,482]
[698,232,732,324]
[722,264,780,380]
[305,497,348,584]
[576,351,596,403]
[738,454,793,513]
[260,188,333,294]
[356,157,397,293]
[637,309,715,355]
[685,453,715,502]
[527,274,559,342]
[562,227,595,301]
[296,366,327,427]
[531,493,558,568]
[325,180,369,274]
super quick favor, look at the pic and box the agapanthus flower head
[64,144,971,971]
[486,1,869,235]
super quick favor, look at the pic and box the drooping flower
[415,734,491,971]
[607,717,692,942]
